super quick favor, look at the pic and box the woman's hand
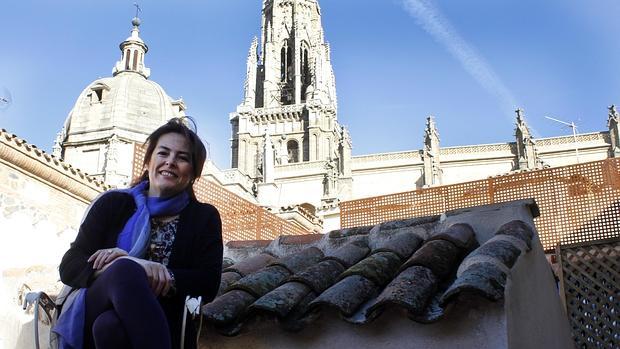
[88,248,128,270]
[121,257,173,297]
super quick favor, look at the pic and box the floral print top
[147,217,179,267]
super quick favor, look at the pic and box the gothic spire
[242,37,259,107]
[112,13,151,78]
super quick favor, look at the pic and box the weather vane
[133,2,142,18]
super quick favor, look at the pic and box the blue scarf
[52,181,190,349]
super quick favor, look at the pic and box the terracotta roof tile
[221,257,235,269]
[269,247,324,274]
[376,215,440,231]
[203,289,256,327]
[217,272,242,296]
[429,223,478,251]
[289,259,346,294]
[402,240,461,279]
[250,281,314,318]
[308,275,377,317]
[229,265,290,298]
[223,253,276,277]
[225,240,272,250]
[495,220,534,250]
[278,234,324,245]
[323,240,369,268]
[328,225,374,238]
[440,262,507,303]
[468,238,522,269]
[366,266,438,320]
[368,227,423,259]
[339,251,402,286]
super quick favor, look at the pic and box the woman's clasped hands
[88,248,173,296]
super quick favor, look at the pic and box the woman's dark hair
[131,117,207,198]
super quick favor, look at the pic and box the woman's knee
[101,258,148,288]
[92,310,130,348]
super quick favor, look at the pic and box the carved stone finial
[515,108,524,121]
[514,109,542,170]
[424,115,440,153]
[422,116,441,187]
[52,129,64,159]
[609,105,619,119]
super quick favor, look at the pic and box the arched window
[287,140,299,163]
[286,46,293,82]
[125,50,131,70]
[300,45,311,100]
[132,50,138,70]
[280,47,286,82]
[301,48,310,84]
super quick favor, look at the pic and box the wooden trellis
[556,238,620,349]
[341,159,620,250]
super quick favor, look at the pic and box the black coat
[59,191,223,349]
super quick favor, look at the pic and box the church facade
[50,0,617,232]
[219,0,614,230]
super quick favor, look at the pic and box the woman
[55,118,223,349]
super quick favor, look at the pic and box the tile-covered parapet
[440,220,534,304]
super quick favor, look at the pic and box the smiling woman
[146,132,194,197]
[56,118,223,349]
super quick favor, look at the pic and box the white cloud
[402,0,518,119]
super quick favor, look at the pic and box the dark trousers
[84,258,172,349]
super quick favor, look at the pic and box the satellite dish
[0,86,12,111]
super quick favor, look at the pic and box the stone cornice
[0,128,108,203]
[536,132,609,147]
[276,160,326,172]
[350,132,610,163]
[352,150,422,163]
[440,143,513,155]
[256,104,304,117]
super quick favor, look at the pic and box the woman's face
[146,132,193,198]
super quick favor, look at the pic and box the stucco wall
[352,168,421,199]
[505,235,574,349]
[199,300,508,349]
[0,159,89,349]
[0,162,87,270]
[274,178,324,207]
[442,159,514,185]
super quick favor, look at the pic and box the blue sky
[0,0,618,168]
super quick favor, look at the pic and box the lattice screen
[132,143,309,241]
[341,159,620,250]
[557,238,620,348]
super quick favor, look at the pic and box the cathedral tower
[230,0,348,188]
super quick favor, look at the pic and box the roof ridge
[0,128,109,201]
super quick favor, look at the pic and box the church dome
[63,72,183,142]
[60,16,185,146]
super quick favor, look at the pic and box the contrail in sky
[401,0,519,120]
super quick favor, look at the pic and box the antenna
[545,116,580,163]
